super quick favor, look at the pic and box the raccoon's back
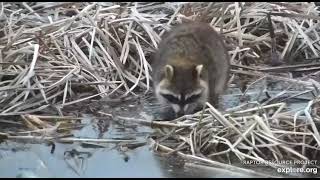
[162,22,229,63]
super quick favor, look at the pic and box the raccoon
[151,22,230,117]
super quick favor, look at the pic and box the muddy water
[0,83,314,178]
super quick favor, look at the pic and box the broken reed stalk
[0,132,139,144]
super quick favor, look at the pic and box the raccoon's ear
[195,64,203,79]
[164,65,174,81]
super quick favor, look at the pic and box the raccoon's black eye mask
[186,94,201,103]
[160,93,201,105]
[160,93,180,104]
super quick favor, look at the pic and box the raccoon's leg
[208,77,220,108]
[209,92,219,108]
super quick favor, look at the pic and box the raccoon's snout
[171,104,190,117]
[171,104,181,115]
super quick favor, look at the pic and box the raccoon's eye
[185,94,201,103]
[160,93,180,104]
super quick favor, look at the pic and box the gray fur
[151,22,230,116]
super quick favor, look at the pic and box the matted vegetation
[1,2,320,177]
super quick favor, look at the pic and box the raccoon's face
[155,63,209,117]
